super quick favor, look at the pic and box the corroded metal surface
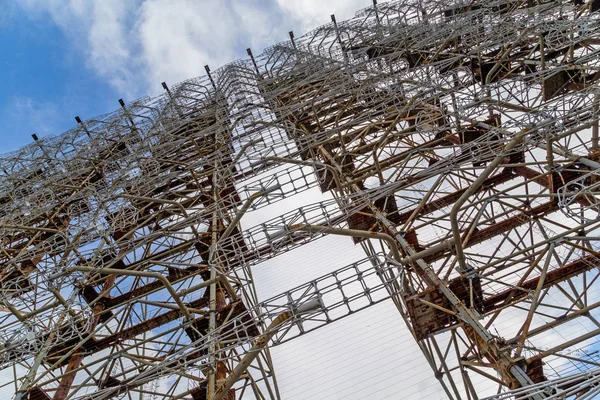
[3,1,600,399]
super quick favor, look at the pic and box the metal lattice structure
[4,0,600,398]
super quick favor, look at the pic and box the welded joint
[231,138,264,167]
[218,185,281,244]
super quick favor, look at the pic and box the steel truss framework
[3,0,600,399]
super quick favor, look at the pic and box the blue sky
[0,4,118,152]
[0,0,368,154]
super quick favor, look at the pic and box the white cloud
[86,0,137,94]
[16,0,371,98]
[275,0,369,32]
[17,0,140,95]
[135,0,238,89]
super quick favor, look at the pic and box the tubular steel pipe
[69,266,194,320]
[213,312,291,400]
[117,194,189,217]
[219,185,281,243]
[295,217,542,394]
[5,301,58,322]
[263,156,345,191]
[515,242,555,357]
[290,224,402,262]
[387,221,543,396]
[450,131,526,274]
[213,299,321,400]
[207,182,280,398]
[290,224,455,267]
[231,138,264,168]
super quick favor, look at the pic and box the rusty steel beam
[483,254,599,313]
[424,202,559,264]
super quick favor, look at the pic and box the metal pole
[451,131,526,273]
[213,299,321,400]
[68,266,192,319]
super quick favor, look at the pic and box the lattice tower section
[3,1,600,399]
